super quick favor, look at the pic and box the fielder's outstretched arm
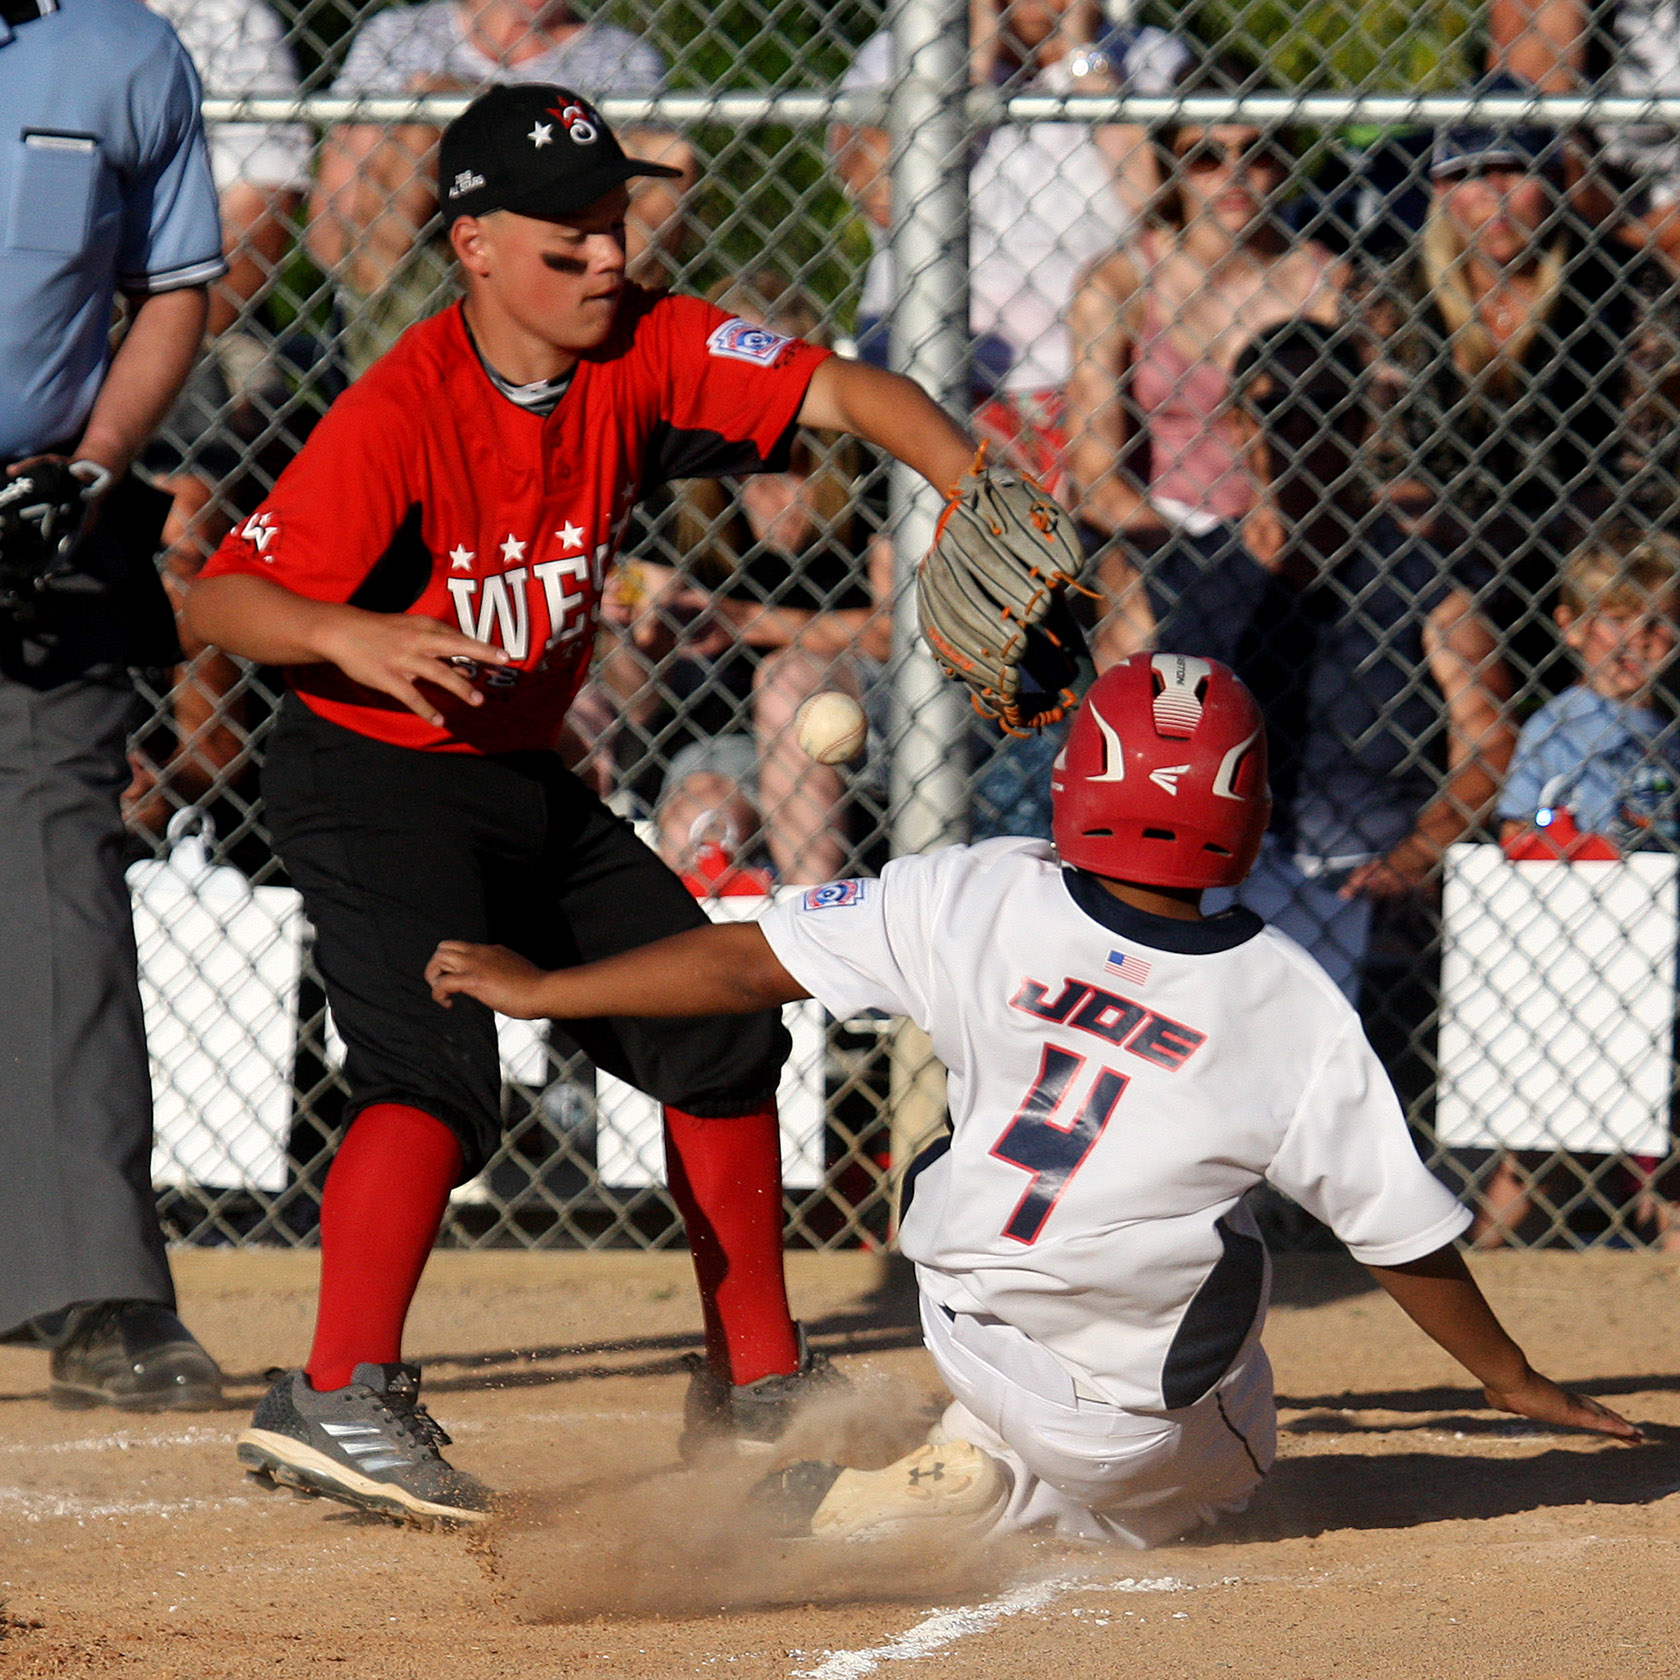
[426,924,808,1020]
[1367,1245,1642,1442]
[797,355,975,494]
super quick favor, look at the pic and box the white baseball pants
[920,1294,1276,1546]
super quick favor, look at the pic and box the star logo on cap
[556,521,585,551]
[449,544,475,571]
[528,121,553,148]
[501,534,527,563]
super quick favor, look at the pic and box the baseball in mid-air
[795,691,868,764]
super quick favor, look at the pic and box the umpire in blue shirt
[0,0,228,1406]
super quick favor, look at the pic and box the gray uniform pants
[0,674,173,1332]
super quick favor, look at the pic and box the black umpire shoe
[49,1301,223,1412]
[0,1308,70,1348]
[237,1363,493,1527]
[679,1325,848,1461]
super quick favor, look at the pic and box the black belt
[1,0,56,27]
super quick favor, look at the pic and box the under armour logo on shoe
[907,1460,947,1486]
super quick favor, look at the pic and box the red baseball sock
[305,1102,462,1393]
[662,1104,800,1386]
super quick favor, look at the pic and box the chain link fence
[128,0,1680,1253]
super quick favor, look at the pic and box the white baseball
[795,691,868,765]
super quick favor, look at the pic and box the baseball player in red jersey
[428,656,1640,1545]
[186,83,980,1526]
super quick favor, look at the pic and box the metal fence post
[883,0,969,1227]
[884,0,972,862]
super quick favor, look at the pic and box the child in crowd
[1477,531,1680,1248]
[1498,531,1680,856]
[427,655,1637,1545]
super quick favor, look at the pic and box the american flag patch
[802,879,867,911]
[1105,949,1152,986]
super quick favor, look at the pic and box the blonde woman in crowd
[1380,91,1675,695]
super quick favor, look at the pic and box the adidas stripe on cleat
[236,1362,492,1527]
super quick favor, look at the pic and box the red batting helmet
[1051,653,1271,889]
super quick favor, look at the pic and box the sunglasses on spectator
[1174,137,1286,175]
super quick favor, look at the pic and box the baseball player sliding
[428,655,1640,1545]
[186,84,988,1525]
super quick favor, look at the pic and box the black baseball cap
[1430,73,1566,182]
[438,83,681,223]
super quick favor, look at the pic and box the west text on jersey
[443,541,603,661]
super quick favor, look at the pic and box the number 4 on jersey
[990,1045,1128,1243]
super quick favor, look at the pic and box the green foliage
[274,1,885,320]
[598,1,886,318]
[1155,0,1484,91]
[683,126,871,319]
[607,0,883,90]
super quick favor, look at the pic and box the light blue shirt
[0,0,226,459]
[1498,684,1680,849]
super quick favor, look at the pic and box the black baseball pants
[263,697,790,1177]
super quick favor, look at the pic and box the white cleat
[807,1439,1009,1543]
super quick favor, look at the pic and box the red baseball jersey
[201,289,831,753]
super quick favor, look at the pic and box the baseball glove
[917,446,1092,731]
[0,457,101,621]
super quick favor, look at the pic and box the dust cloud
[486,1368,1007,1622]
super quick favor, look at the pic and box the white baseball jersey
[760,839,1471,1413]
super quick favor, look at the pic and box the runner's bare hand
[317,611,509,727]
[1484,1368,1643,1443]
[427,941,549,1016]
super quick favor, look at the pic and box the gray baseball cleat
[752,1439,1010,1542]
[679,1325,847,1459]
[237,1362,492,1527]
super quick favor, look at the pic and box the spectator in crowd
[138,0,309,619]
[309,0,695,377]
[975,56,1341,848]
[590,275,892,887]
[126,411,320,881]
[1096,318,1516,1001]
[1376,91,1675,698]
[147,0,309,363]
[122,474,249,843]
[138,0,314,763]
[1492,0,1680,263]
[0,0,225,1406]
[1498,529,1680,852]
[653,757,773,895]
[1477,527,1680,1248]
[124,0,321,850]
[831,0,1186,497]
[1065,56,1346,546]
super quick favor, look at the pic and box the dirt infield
[4,1247,1680,1679]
